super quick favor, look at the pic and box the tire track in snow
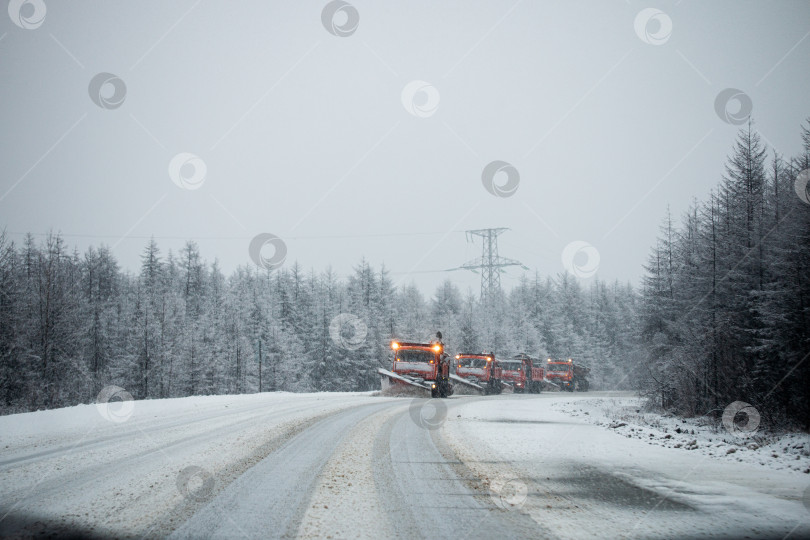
[295,402,407,538]
[169,401,402,539]
[372,396,543,539]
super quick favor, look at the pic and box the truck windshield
[547,363,571,372]
[458,358,489,368]
[500,361,522,371]
[396,349,434,363]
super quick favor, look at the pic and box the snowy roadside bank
[555,395,810,474]
[0,391,380,447]
[0,392,391,538]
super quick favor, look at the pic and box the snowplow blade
[449,374,485,394]
[378,368,432,396]
[542,379,561,391]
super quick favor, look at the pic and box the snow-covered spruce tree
[81,245,120,397]
[393,283,429,342]
[506,275,544,358]
[0,231,23,410]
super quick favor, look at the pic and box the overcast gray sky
[1,0,809,295]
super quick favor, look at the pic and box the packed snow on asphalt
[1,391,809,539]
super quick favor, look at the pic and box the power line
[2,230,465,242]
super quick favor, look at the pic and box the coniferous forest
[639,120,810,429]
[1,120,808,430]
[0,230,639,414]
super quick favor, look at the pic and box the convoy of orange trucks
[378,335,590,398]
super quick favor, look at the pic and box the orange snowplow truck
[389,341,453,398]
[545,358,590,392]
[500,354,544,394]
[455,353,503,395]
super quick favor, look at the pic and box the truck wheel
[431,386,439,398]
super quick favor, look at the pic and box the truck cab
[455,353,502,395]
[390,341,452,398]
[545,358,574,391]
[499,358,527,393]
[511,354,544,394]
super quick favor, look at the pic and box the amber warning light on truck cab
[391,341,399,350]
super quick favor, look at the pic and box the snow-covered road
[1,391,809,539]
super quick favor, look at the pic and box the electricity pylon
[457,228,526,301]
